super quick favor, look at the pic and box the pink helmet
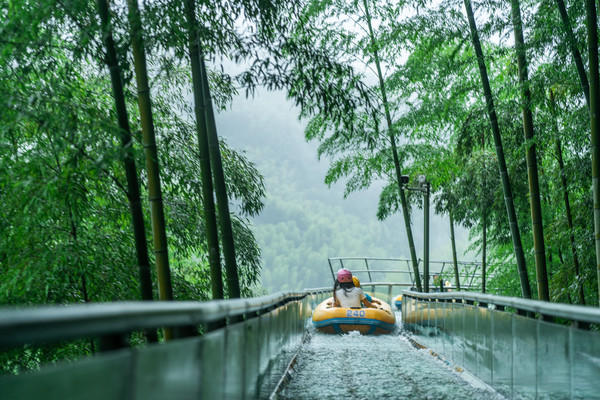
[336,268,353,283]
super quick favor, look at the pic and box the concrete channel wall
[402,292,600,400]
[0,290,330,400]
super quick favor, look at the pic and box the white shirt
[335,287,365,308]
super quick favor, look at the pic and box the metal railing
[12,283,599,399]
[0,288,331,400]
[402,291,600,399]
[328,256,494,290]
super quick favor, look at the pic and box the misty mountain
[217,90,473,292]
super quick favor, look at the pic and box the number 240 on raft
[346,310,366,317]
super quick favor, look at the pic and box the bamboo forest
[2,0,600,398]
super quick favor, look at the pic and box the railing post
[468,263,477,289]
[535,316,539,398]
[173,325,198,338]
[98,333,129,352]
[328,258,335,281]
[568,325,574,400]
[424,181,430,293]
[418,258,423,291]
[364,258,373,283]
[509,312,515,398]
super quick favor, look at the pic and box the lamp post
[418,175,430,292]
[402,175,431,292]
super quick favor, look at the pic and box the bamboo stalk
[482,213,487,293]
[96,0,155,305]
[463,0,531,298]
[481,129,487,294]
[363,0,422,291]
[200,58,241,298]
[550,90,585,304]
[585,0,600,305]
[183,0,224,300]
[510,0,549,301]
[556,0,590,106]
[126,0,174,304]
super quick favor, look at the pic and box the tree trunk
[555,0,590,106]
[558,248,574,304]
[363,0,422,291]
[183,0,224,300]
[96,0,155,304]
[510,0,549,301]
[463,0,532,298]
[585,0,600,305]
[68,202,99,350]
[200,58,241,298]
[481,124,486,294]
[550,90,586,304]
[449,210,461,290]
[482,212,487,293]
[126,0,174,303]
[80,274,97,352]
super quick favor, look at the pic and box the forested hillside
[217,91,472,292]
[3,0,600,373]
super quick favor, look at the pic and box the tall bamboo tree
[126,0,174,303]
[481,130,487,293]
[555,0,589,305]
[510,0,549,301]
[482,212,487,293]
[463,0,532,298]
[200,58,241,298]
[363,0,421,291]
[585,0,600,304]
[183,0,224,300]
[550,90,585,304]
[555,0,590,106]
[96,0,155,303]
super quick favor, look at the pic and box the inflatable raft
[393,294,403,310]
[312,297,396,335]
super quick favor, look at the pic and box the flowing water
[277,312,504,400]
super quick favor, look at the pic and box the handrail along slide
[328,256,494,290]
[4,285,600,399]
[0,290,325,349]
[402,291,600,399]
[0,284,409,399]
[0,288,332,399]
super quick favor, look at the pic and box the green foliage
[0,0,301,371]
[0,46,265,305]
[4,0,600,375]
[300,0,599,304]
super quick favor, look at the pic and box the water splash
[277,312,504,400]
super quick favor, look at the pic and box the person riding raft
[352,276,381,307]
[333,268,374,308]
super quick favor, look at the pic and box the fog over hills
[216,90,474,292]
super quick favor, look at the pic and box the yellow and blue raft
[311,296,396,335]
[393,294,403,310]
